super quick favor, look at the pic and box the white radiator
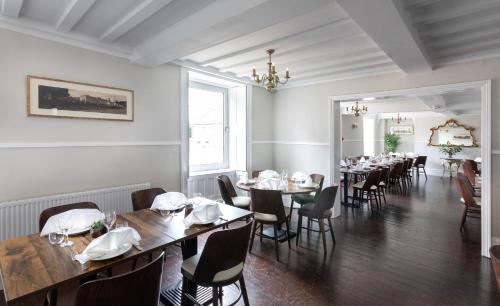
[0,183,150,241]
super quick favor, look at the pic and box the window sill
[189,168,235,177]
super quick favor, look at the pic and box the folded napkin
[474,157,482,163]
[340,160,347,167]
[258,178,287,190]
[74,227,141,264]
[360,157,366,163]
[355,164,364,171]
[291,172,307,181]
[183,201,222,227]
[151,192,187,210]
[40,209,104,236]
[259,170,280,179]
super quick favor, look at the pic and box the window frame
[188,80,229,172]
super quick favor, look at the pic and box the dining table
[0,203,253,306]
[236,179,318,242]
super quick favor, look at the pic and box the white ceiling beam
[1,0,23,17]
[417,95,447,110]
[99,0,173,42]
[337,0,432,73]
[56,0,96,32]
[420,11,500,38]
[412,0,500,24]
[291,62,398,82]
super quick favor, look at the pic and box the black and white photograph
[27,76,134,121]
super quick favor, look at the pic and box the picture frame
[389,125,413,135]
[27,75,134,121]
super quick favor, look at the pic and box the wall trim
[493,150,500,155]
[252,140,329,146]
[0,141,181,149]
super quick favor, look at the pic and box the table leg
[343,172,349,204]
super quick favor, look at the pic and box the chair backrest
[378,167,389,182]
[456,173,479,208]
[250,188,287,224]
[131,188,166,211]
[362,170,381,191]
[463,160,478,185]
[217,175,237,205]
[389,163,403,178]
[406,158,414,171]
[192,221,253,285]
[414,155,427,167]
[310,174,325,201]
[39,202,99,231]
[309,185,339,217]
[75,252,165,306]
[251,170,264,179]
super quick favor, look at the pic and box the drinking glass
[193,192,202,206]
[58,216,74,247]
[104,211,117,232]
[48,231,64,245]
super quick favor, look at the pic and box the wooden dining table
[0,204,253,306]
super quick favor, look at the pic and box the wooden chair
[463,159,479,187]
[456,173,481,230]
[75,252,165,306]
[352,170,381,210]
[296,186,339,254]
[388,162,404,194]
[217,175,251,209]
[181,222,252,306]
[413,155,428,180]
[39,202,100,231]
[376,167,389,205]
[405,157,414,185]
[131,187,166,211]
[249,188,291,261]
[490,245,500,292]
[290,174,325,216]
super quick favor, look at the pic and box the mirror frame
[427,119,478,147]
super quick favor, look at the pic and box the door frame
[329,80,492,257]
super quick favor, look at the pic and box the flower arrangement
[438,143,462,158]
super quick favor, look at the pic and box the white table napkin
[183,200,222,227]
[259,170,280,179]
[74,227,141,264]
[40,209,104,236]
[291,172,307,181]
[475,157,482,163]
[151,192,187,210]
[340,160,347,167]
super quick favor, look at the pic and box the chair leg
[319,218,327,255]
[240,276,250,306]
[259,223,263,243]
[296,214,302,246]
[285,219,291,249]
[181,277,189,306]
[460,207,468,229]
[381,188,387,205]
[249,221,257,253]
[307,218,311,238]
[212,286,219,306]
[273,224,280,261]
[423,168,428,180]
[327,218,336,244]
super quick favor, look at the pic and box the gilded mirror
[427,119,477,147]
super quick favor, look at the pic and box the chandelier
[347,101,368,117]
[392,113,406,124]
[251,49,290,92]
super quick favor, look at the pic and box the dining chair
[75,252,165,306]
[405,157,414,185]
[388,162,404,194]
[296,185,338,254]
[39,202,100,231]
[413,155,428,180]
[463,160,479,187]
[352,170,381,210]
[490,245,500,292]
[180,222,253,306]
[131,187,166,211]
[290,174,325,216]
[377,167,389,205]
[456,173,481,230]
[249,188,291,261]
[217,175,251,209]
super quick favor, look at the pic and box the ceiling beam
[100,0,173,42]
[1,0,23,17]
[56,0,96,32]
[336,0,432,73]
[412,0,500,24]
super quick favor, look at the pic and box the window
[189,81,229,172]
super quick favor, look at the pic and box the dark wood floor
[2,176,498,305]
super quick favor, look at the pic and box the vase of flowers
[90,220,106,238]
[438,144,462,158]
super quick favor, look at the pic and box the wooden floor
[1,176,498,305]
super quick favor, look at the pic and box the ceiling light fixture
[251,49,290,92]
[392,113,406,124]
[347,101,368,117]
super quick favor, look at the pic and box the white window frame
[188,81,229,172]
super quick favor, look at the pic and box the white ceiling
[1,0,500,87]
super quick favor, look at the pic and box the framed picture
[27,76,134,121]
[390,125,413,135]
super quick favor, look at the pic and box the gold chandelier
[347,101,368,117]
[392,113,406,124]
[251,49,290,92]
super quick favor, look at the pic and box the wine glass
[58,216,74,247]
[48,231,64,245]
[104,211,117,232]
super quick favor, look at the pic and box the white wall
[0,28,181,201]
[273,56,500,236]
[342,114,364,158]
[251,86,274,171]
